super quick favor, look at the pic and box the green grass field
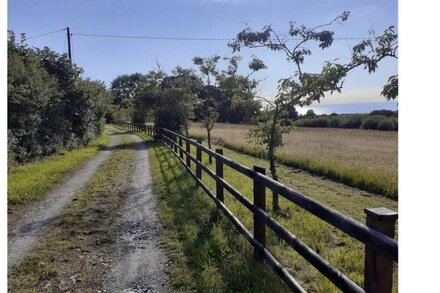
[141,130,398,292]
[8,126,111,206]
[189,123,398,199]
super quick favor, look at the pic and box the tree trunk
[269,110,280,213]
[207,129,212,164]
[184,121,189,137]
[268,144,280,212]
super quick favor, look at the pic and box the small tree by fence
[117,122,398,293]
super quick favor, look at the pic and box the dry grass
[189,122,398,199]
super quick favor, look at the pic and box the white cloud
[296,106,330,115]
[321,88,393,104]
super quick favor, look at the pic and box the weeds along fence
[117,122,398,293]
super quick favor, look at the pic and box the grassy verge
[143,131,397,292]
[8,126,112,206]
[190,135,397,200]
[9,132,137,292]
[145,136,289,292]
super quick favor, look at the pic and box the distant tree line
[8,31,109,164]
[293,109,398,131]
[106,55,267,133]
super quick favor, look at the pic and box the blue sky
[8,0,398,113]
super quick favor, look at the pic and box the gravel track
[8,132,119,269]
[104,134,170,293]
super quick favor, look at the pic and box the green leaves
[381,75,398,101]
[228,26,272,52]
[228,12,396,182]
[248,56,267,72]
[8,31,109,163]
[349,26,398,74]
[192,55,221,85]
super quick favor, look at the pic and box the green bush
[369,110,397,117]
[313,116,331,127]
[294,116,331,128]
[378,117,397,131]
[294,112,397,131]
[329,117,340,128]
[8,31,108,163]
[339,115,363,129]
[361,115,385,130]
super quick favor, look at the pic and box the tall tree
[216,56,267,123]
[110,73,148,108]
[192,55,222,162]
[161,66,203,135]
[229,12,398,213]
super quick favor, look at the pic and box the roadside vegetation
[9,132,137,292]
[146,136,288,292]
[8,31,109,165]
[144,131,397,292]
[294,110,398,131]
[8,128,110,207]
[189,123,398,199]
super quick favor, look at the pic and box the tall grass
[8,127,111,206]
[148,139,288,292]
[145,132,398,292]
[189,123,398,199]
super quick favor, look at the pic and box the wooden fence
[117,122,398,293]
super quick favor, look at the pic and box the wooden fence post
[253,165,266,261]
[173,135,178,153]
[215,149,224,202]
[364,207,398,293]
[179,136,183,159]
[186,140,191,167]
[196,140,202,181]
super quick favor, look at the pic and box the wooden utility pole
[66,27,72,65]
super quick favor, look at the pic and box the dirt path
[104,134,170,292]
[8,132,119,269]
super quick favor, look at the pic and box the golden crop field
[189,122,398,199]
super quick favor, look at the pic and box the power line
[71,32,369,42]
[72,33,233,41]
[23,28,66,41]
[18,28,370,43]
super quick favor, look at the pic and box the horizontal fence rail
[116,122,398,293]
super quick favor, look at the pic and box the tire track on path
[8,130,120,269]
[104,134,170,293]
